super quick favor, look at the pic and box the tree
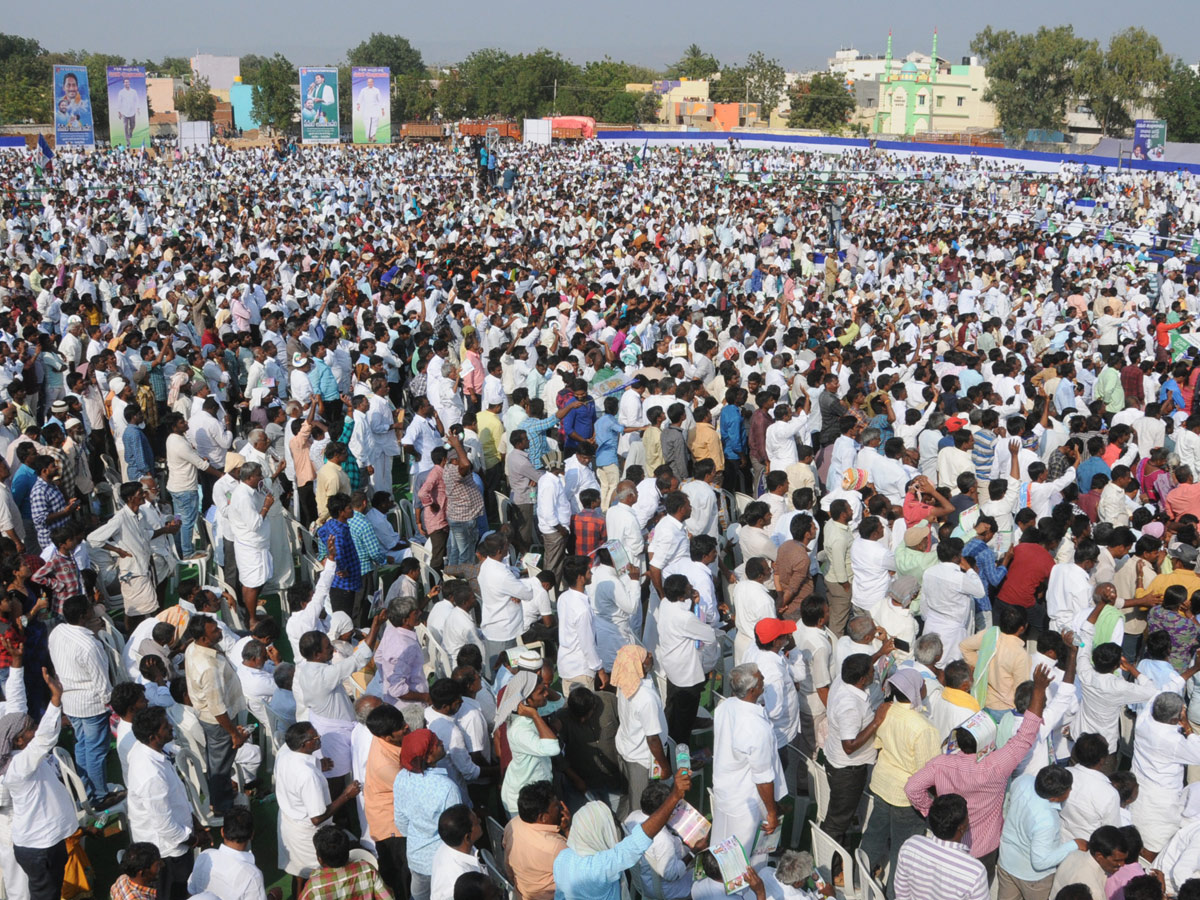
[971,25,1094,138]
[346,33,426,77]
[1155,62,1200,142]
[711,52,786,116]
[435,70,470,120]
[667,44,720,80]
[175,76,216,121]
[787,73,854,131]
[239,54,271,85]
[250,53,297,135]
[394,73,437,121]
[0,33,50,124]
[1077,27,1171,136]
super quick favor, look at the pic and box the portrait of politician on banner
[299,66,340,144]
[53,64,95,148]
[352,66,390,144]
[107,66,150,150]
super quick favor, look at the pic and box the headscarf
[399,728,436,773]
[495,669,539,724]
[0,712,34,776]
[884,668,925,707]
[842,467,870,491]
[567,801,622,856]
[610,645,649,700]
[328,611,354,641]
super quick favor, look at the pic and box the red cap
[946,416,968,432]
[754,618,797,645]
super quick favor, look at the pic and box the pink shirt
[463,350,484,396]
[417,465,448,531]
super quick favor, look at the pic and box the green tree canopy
[1076,27,1172,136]
[1154,61,1200,142]
[710,52,786,116]
[787,73,854,131]
[970,25,1094,137]
[175,76,216,122]
[346,33,426,77]
[250,53,297,135]
[667,44,720,81]
[239,54,271,85]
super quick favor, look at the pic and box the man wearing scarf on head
[0,667,77,900]
[498,669,561,818]
[393,728,463,900]
[611,644,670,820]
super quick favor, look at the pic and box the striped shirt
[893,834,988,900]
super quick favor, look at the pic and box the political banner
[53,65,95,148]
[352,67,390,144]
[299,67,339,144]
[107,66,150,149]
[1133,119,1167,162]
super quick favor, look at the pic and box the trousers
[13,840,67,900]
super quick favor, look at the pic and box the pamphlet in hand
[666,800,711,849]
[749,822,781,863]
[597,539,630,571]
[709,835,751,895]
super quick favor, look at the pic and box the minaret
[930,28,938,82]
[885,30,893,81]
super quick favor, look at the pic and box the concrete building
[851,31,997,136]
[146,77,184,116]
[190,54,240,93]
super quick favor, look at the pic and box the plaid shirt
[147,364,168,402]
[339,419,366,491]
[111,875,157,900]
[317,518,363,591]
[349,510,387,574]
[963,538,1008,590]
[29,477,67,549]
[298,861,393,900]
[443,461,484,523]
[523,415,559,471]
[33,549,85,616]
[571,509,607,558]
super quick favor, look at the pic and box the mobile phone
[893,638,911,653]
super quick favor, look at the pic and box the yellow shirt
[643,425,664,473]
[687,422,724,471]
[476,409,504,470]
[870,704,941,807]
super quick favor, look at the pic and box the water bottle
[675,742,690,777]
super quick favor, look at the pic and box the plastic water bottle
[675,742,690,777]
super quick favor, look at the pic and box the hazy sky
[8,0,1200,71]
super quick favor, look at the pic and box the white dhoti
[370,452,394,494]
[0,807,30,900]
[711,791,764,863]
[1132,782,1184,853]
[234,543,273,589]
[265,508,294,593]
[278,811,320,877]
[119,571,159,617]
[309,713,355,778]
[235,740,263,784]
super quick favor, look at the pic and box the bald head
[355,694,383,723]
[614,481,637,505]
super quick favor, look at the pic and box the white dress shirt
[189,408,234,469]
[442,606,486,663]
[228,482,270,550]
[1046,562,1094,633]
[647,515,689,572]
[653,599,716,688]
[430,844,485,900]
[127,741,193,858]
[0,702,78,849]
[920,562,985,664]
[536,471,571,535]
[478,556,534,642]
[824,680,876,767]
[294,643,373,722]
[606,502,645,565]
[731,580,776,664]
[1058,764,1121,842]
[1073,651,1157,748]
[765,416,809,472]
[744,646,802,748]
[681,479,719,538]
[712,697,787,817]
[556,588,602,679]
[188,843,269,900]
[849,537,895,615]
[615,677,668,770]
[425,707,481,792]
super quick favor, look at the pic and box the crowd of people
[2,133,1200,900]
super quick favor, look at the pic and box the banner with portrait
[107,66,150,150]
[351,67,390,144]
[1133,119,1167,162]
[299,67,339,144]
[53,65,95,148]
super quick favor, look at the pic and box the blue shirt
[593,415,623,468]
[309,358,340,401]
[523,415,559,471]
[553,826,653,900]
[122,426,154,481]
[393,767,463,876]
[719,404,747,459]
[997,774,1077,881]
[963,538,1007,590]
[562,398,596,452]
[1076,455,1111,493]
[11,464,35,518]
[316,518,363,591]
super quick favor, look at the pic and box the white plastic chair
[52,747,128,832]
[480,848,514,900]
[810,820,859,900]
[486,816,506,865]
[396,499,416,539]
[855,848,886,900]
[349,848,379,869]
[734,492,755,516]
[173,744,224,828]
[806,755,831,822]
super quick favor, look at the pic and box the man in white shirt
[731,557,777,665]
[711,662,786,855]
[477,533,534,672]
[793,597,835,759]
[849,516,895,617]
[920,540,986,666]
[605,481,646,567]
[654,573,717,745]
[1046,543,1100,633]
[187,807,270,900]
[227,462,275,627]
[557,555,604,696]
[127,705,198,900]
[764,403,810,473]
[429,805,485,900]
[535,452,571,581]
[355,76,386,143]
[1074,640,1157,759]
[1058,733,1122,842]
[743,618,802,750]
[1131,691,1200,856]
